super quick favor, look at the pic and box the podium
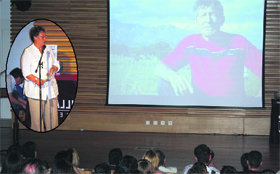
[269,99,280,144]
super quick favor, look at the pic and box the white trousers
[28,97,58,132]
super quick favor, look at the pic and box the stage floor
[1,129,279,172]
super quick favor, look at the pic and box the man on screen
[155,0,262,101]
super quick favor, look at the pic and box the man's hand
[155,63,194,96]
[168,73,194,96]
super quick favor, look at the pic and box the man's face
[34,31,46,47]
[15,77,23,86]
[196,6,221,38]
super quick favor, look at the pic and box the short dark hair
[120,155,138,174]
[220,165,238,174]
[247,151,262,169]
[22,141,37,159]
[194,144,211,164]
[29,25,45,43]
[187,162,207,174]
[240,153,249,172]
[261,169,276,174]
[155,150,165,166]
[9,67,23,79]
[108,148,123,166]
[94,162,111,174]
[1,151,23,173]
[53,149,76,174]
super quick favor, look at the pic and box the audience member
[22,141,37,159]
[182,144,220,174]
[220,165,238,174]
[138,159,152,174]
[187,162,208,174]
[51,149,79,174]
[108,148,123,174]
[119,155,138,174]
[94,162,111,174]
[142,150,163,174]
[7,143,22,155]
[240,153,249,172]
[21,158,47,174]
[261,169,276,174]
[155,149,177,173]
[1,151,23,174]
[246,151,263,173]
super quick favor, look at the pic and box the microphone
[42,45,46,55]
[35,45,46,73]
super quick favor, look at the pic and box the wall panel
[12,0,280,135]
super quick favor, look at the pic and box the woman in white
[21,25,60,132]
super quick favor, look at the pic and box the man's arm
[155,63,193,96]
[8,92,26,109]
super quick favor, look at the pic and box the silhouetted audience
[246,151,263,172]
[51,149,79,174]
[187,162,208,174]
[118,155,138,174]
[220,165,238,174]
[1,142,278,174]
[108,148,123,174]
[21,158,47,174]
[1,151,23,174]
[240,152,249,173]
[22,141,37,159]
[182,144,220,174]
[138,159,152,174]
[261,169,276,174]
[94,162,111,174]
[142,150,163,174]
[155,149,177,174]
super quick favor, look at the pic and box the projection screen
[108,0,265,108]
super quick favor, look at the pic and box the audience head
[247,150,263,171]
[1,151,23,174]
[187,162,207,174]
[94,162,111,174]
[261,169,276,174]
[21,158,47,174]
[194,144,213,165]
[155,150,166,166]
[119,155,138,174]
[220,165,238,174]
[22,141,37,159]
[108,148,123,166]
[142,150,159,171]
[137,159,152,174]
[240,152,249,172]
[7,143,22,154]
[52,149,78,174]
[9,68,24,84]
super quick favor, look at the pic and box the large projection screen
[108,0,265,108]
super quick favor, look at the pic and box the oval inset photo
[6,19,78,132]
